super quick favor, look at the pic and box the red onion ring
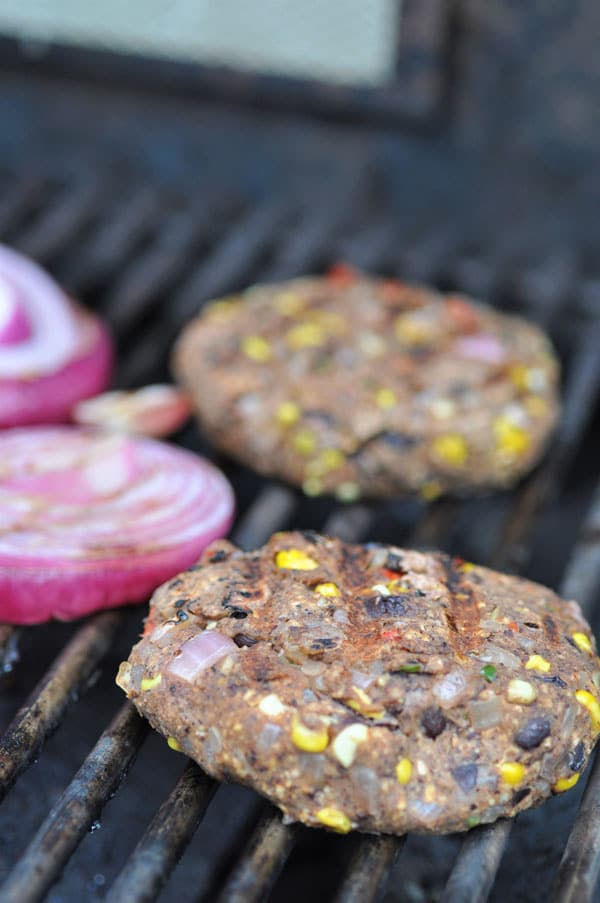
[0,427,235,624]
[0,244,113,428]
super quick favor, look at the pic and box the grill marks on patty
[439,555,482,656]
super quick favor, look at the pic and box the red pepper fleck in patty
[327,263,359,286]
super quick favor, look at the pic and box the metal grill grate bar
[232,486,297,552]
[0,704,146,903]
[106,215,217,335]
[261,180,371,283]
[559,484,600,616]
[107,763,217,903]
[117,199,294,388]
[105,195,240,335]
[333,220,398,273]
[14,181,104,264]
[0,611,121,803]
[551,752,600,903]
[171,200,294,323]
[441,820,513,903]
[333,835,404,903]
[0,173,47,239]
[216,811,298,903]
[321,504,375,545]
[514,249,577,324]
[63,188,163,295]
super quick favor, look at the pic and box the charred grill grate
[1,80,600,903]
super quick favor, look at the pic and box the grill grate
[1,109,600,903]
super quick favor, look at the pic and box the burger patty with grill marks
[117,531,599,835]
[173,269,560,500]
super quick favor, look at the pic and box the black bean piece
[229,609,249,620]
[452,764,478,793]
[174,598,188,609]
[301,530,321,544]
[524,622,540,629]
[381,432,418,450]
[176,610,189,622]
[515,716,551,750]
[421,706,447,739]
[364,595,407,618]
[303,409,337,426]
[569,740,585,772]
[233,634,258,648]
[311,638,337,649]
[449,381,469,397]
[385,551,406,572]
[539,674,568,689]
[209,549,229,563]
[511,788,531,806]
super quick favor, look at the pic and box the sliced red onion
[301,660,326,677]
[169,631,237,682]
[350,669,375,689]
[454,333,507,365]
[480,643,521,670]
[407,799,445,826]
[468,696,503,730]
[0,277,32,344]
[0,244,113,427]
[73,385,191,438]
[432,669,469,707]
[0,426,234,623]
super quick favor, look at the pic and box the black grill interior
[1,60,600,903]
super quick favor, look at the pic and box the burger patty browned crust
[117,531,599,835]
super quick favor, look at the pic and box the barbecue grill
[1,3,600,901]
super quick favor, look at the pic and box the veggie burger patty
[173,269,560,500]
[117,531,599,835]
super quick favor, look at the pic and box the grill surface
[1,63,600,903]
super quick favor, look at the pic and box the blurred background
[0,0,399,85]
[1,3,600,903]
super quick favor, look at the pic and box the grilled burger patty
[173,269,560,500]
[117,532,600,835]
